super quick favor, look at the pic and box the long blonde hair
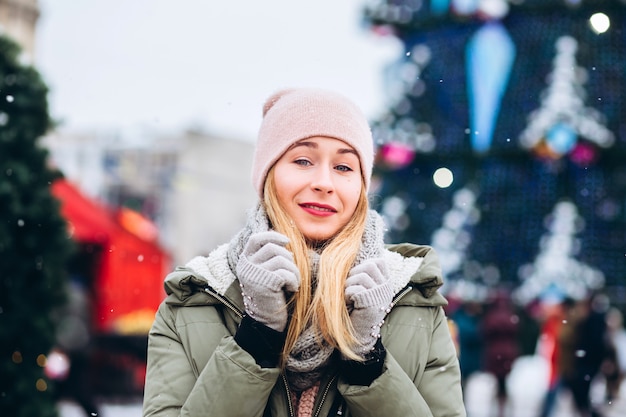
[263,167,369,363]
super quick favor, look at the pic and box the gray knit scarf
[227,203,387,391]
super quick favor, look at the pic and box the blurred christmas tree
[0,35,73,417]
[363,0,626,305]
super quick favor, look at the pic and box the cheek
[273,169,301,206]
[274,181,292,207]
[273,165,291,192]
[343,181,362,211]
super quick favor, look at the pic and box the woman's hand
[345,258,394,356]
[236,231,300,331]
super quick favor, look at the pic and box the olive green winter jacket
[143,243,466,417]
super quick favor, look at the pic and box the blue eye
[294,159,311,166]
[335,165,353,172]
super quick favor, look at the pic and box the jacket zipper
[281,373,295,417]
[392,285,412,306]
[203,286,244,319]
[313,374,337,417]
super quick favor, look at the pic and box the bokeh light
[589,13,610,34]
[433,167,454,188]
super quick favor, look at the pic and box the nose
[311,166,334,193]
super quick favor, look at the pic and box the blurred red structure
[51,178,170,396]
[52,178,169,334]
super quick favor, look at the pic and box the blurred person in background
[604,307,626,402]
[557,293,610,417]
[515,299,541,358]
[142,88,466,417]
[482,289,520,417]
[452,300,484,391]
[49,271,100,417]
[537,291,568,417]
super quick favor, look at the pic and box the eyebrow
[290,140,358,156]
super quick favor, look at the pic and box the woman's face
[272,136,362,243]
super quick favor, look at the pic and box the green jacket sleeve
[142,302,281,417]
[337,306,466,417]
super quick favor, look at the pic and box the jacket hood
[163,244,238,308]
[162,242,447,309]
[386,243,448,307]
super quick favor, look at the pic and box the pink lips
[299,202,337,217]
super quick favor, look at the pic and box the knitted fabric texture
[252,87,374,197]
[227,202,270,274]
[236,231,300,331]
[291,381,320,417]
[227,204,390,390]
[345,259,394,356]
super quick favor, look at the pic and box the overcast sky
[35,0,401,141]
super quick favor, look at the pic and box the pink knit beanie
[252,88,374,197]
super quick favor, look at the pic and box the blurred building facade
[0,0,39,63]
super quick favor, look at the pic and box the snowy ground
[58,355,626,417]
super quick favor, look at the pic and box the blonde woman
[143,88,466,417]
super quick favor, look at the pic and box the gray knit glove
[236,231,300,332]
[345,258,394,356]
